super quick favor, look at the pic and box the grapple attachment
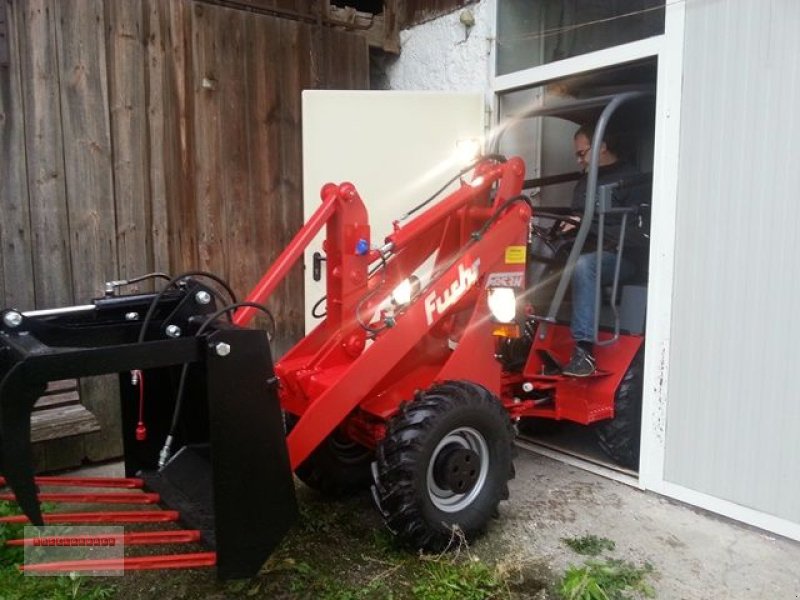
[0,281,297,579]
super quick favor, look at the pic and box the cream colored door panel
[302,91,484,332]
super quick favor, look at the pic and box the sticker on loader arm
[504,245,526,264]
[486,272,524,289]
[424,258,480,325]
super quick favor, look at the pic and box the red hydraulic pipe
[20,552,217,573]
[0,492,160,504]
[0,476,144,489]
[0,510,180,524]
[7,530,202,547]
[234,184,340,327]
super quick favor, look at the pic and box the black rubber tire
[371,381,515,551]
[594,349,644,470]
[284,413,374,496]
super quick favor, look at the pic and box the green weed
[562,535,616,557]
[412,558,501,600]
[559,558,655,600]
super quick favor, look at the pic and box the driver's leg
[563,252,635,376]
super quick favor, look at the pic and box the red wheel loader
[0,91,650,578]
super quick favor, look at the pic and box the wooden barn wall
[0,0,368,467]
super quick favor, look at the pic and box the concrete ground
[57,445,800,599]
[483,443,800,600]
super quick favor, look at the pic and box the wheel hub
[433,445,480,494]
[426,426,490,513]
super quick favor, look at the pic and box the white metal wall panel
[665,0,800,523]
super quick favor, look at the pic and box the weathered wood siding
[1,0,369,466]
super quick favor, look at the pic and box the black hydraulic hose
[356,248,391,334]
[195,301,275,339]
[136,271,237,344]
[126,272,172,285]
[158,301,276,468]
[316,247,389,327]
[399,154,507,221]
[472,193,536,241]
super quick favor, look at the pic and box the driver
[562,124,648,377]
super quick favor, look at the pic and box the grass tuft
[559,558,655,600]
[562,535,616,557]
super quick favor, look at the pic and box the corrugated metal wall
[665,0,800,523]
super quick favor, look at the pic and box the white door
[301,91,484,331]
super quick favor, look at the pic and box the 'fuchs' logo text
[424,259,480,325]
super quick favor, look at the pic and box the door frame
[489,1,687,494]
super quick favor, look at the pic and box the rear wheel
[371,381,515,551]
[593,350,644,470]
[284,414,373,496]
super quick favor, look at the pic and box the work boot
[562,345,596,377]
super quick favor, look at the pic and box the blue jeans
[571,251,636,343]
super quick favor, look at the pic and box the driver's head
[573,124,619,172]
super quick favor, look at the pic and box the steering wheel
[530,211,582,248]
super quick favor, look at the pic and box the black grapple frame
[0,280,297,579]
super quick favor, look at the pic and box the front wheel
[371,381,515,551]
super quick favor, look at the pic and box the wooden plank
[146,1,168,274]
[318,26,370,90]
[145,0,169,275]
[0,0,8,66]
[269,18,307,358]
[54,0,121,461]
[191,3,226,278]
[210,0,315,20]
[106,0,152,286]
[79,375,121,461]
[216,7,251,299]
[33,391,81,411]
[147,0,195,275]
[45,379,79,394]
[31,405,100,443]
[17,0,72,309]
[247,11,292,342]
[0,0,35,309]
[35,437,90,471]
[55,0,117,303]
[170,0,197,274]
[245,12,282,318]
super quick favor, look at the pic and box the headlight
[487,287,516,323]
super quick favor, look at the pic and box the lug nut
[521,382,534,393]
[215,342,231,357]
[165,324,182,338]
[125,312,139,321]
[3,311,23,328]
[195,291,212,305]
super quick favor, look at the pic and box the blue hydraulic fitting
[355,238,369,256]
